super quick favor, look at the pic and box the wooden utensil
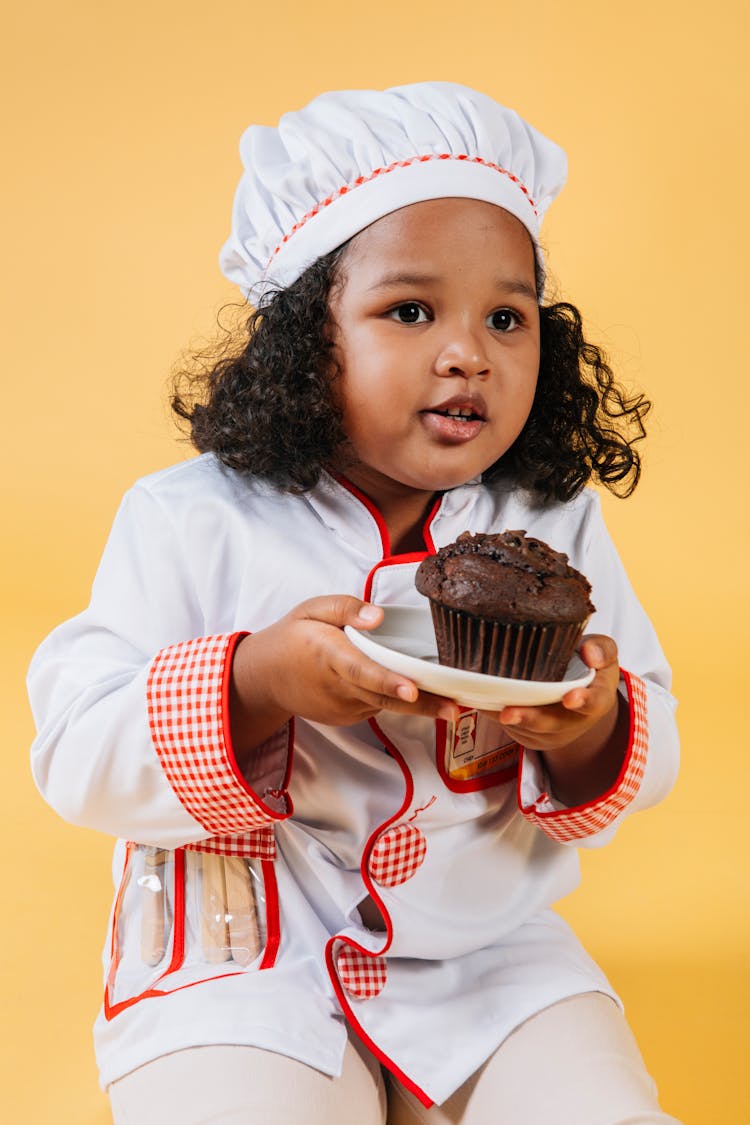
[200,853,231,963]
[223,857,261,966]
[140,848,167,966]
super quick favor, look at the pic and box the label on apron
[445,708,519,781]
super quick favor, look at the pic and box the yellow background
[3,2,748,1121]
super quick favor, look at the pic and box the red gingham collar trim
[265,153,538,271]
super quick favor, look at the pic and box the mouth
[419,395,488,445]
[421,395,488,423]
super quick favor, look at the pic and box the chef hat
[219,81,567,304]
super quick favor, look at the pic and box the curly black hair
[496,303,650,500]
[172,249,650,503]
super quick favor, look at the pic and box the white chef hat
[219,81,567,305]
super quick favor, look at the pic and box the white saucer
[344,604,595,711]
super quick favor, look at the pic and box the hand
[496,635,620,752]
[495,635,629,806]
[230,596,458,758]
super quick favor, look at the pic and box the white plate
[345,604,595,710]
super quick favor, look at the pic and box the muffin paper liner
[428,603,587,682]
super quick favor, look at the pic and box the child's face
[328,197,540,503]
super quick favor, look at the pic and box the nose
[434,325,491,379]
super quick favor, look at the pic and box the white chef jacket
[28,455,679,1107]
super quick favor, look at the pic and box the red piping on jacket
[324,938,433,1108]
[331,472,441,565]
[322,472,443,1104]
[323,715,433,1108]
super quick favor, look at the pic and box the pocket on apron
[104,839,279,1018]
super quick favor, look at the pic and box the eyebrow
[367,272,537,301]
[493,277,538,301]
[367,272,439,291]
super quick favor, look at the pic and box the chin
[410,472,483,492]
[419,453,505,493]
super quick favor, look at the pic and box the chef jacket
[28,455,679,1106]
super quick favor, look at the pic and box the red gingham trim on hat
[147,634,291,836]
[518,671,648,842]
[337,947,388,999]
[369,823,427,887]
[266,153,538,268]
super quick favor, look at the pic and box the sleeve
[517,492,679,848]
[27,481,292,850]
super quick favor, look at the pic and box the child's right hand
[229,596,458,761]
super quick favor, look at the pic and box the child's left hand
[494,634,629,806]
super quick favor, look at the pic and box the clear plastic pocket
[105,844,272,1017]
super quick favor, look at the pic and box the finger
[578,634,618,670]
[562,681,615,716]
[329,633,458,719]
[385,679,461,721]
[358,685,460,722]
[561,688,592,711]
[499,689,612,729]
[342,650,448,715]
[330,631,418,704]
[498,702,569,731]
[563,647,620,714]
[296,594,384,630]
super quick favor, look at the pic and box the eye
[487,308,521,332]
[387,302,430,324]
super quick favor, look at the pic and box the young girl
[28,82,681,1124]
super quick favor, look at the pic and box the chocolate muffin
[415,530,594,681]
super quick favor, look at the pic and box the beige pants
[108,993,682,1124]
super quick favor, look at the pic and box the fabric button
[337,947,387,999]
[369,823,427,887]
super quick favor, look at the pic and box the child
[28,82,681,1124]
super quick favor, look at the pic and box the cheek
[525,370,540,410]
[510,351,540,410]
[334,370,388,450]
[499,359,539,440]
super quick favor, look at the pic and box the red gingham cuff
[147,633,292,837]
[518,671,648,843]
[185,826,277,860]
